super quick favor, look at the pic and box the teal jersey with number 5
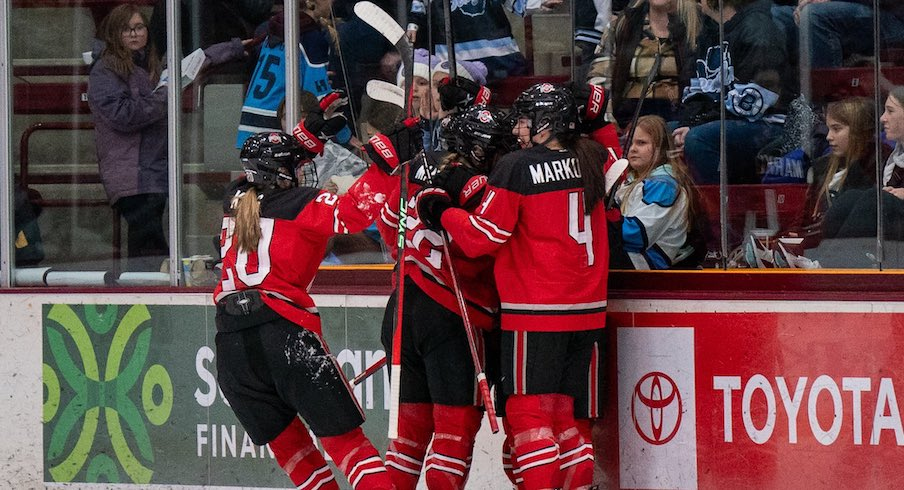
[236,35,348,148]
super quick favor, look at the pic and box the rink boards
[1,292,904,488]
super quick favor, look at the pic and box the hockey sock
[319,427,393,490]
[424,404,483,489]
[506,394,561,490]
[557,407,594,490]
[386,402,434,490]
[501,417,525,489]
[268,417,339,490]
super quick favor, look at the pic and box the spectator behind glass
[406,0,526,81]
[588,0,705,127]
[235,1,353,149]
[88,4,246,271]
[790,97,878,247]
[148,0,274,79]
[772,0,904,70]
[672,0,787,185]
[614,115,706,269]
[881,86,904,198]
[818,87,903,249]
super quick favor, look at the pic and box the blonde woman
[588,0,705,127]
[615,115,705,269]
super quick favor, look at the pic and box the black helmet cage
[444,106,515,172]
[512,83,578,140]
[240,132,317,189]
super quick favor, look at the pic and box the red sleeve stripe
[468,216,511,243]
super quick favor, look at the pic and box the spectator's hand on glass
[883,187,904,200]
[672,126,690,150]
[541,0,564,11]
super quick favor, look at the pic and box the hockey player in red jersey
[418,83,610,490]
[374,105,514,490]
[213,103,421,490]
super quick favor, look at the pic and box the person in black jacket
[671,0,788,184]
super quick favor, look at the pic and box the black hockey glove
[437,76,492,112]
[432,163,487,209]
[364,117,424,175]
[567,81,609,134]
[292,91,349,156]
[417,188,453,232]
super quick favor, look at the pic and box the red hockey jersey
[377,157,499,330]
[440,145,609,333]
[214,166,394,335]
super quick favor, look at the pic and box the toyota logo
[631,371,682,445]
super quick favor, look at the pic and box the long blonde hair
[621,115,699,222]
[815,97,876,212]
[624,0,701,50]
[232,190,262,253]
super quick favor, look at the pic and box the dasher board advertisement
[611,308,904,489]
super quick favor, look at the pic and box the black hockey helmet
[240,132,317,189]
[442,106,515,172]
[512,82,578,139]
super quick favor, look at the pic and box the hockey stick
[442,0,457,77]
[355,0,415,440]
[353,355,387,386]
[605,50,663,209]
[366,79,406,109]
[418,153,500,433]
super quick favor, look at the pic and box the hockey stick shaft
[355,0,417,440]
[443,0,457,78]
[388,165,408,440]
[440,231,500,433]
[605,50,663,209]
[353,355,387,386]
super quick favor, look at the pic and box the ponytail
[564,136,608,212]
[233,189,262,253]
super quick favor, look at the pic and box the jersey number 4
[568,191,595,266]
[220,217,274,291]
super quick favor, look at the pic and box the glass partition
[4,0,903,287]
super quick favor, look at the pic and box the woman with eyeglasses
[88,4,247,271]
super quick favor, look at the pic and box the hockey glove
[567,81,609,134]
[438,76,492,112]
[364,117,423,174]
[291,90,349,156]
[417,188,453,232]
[433,163,487,209]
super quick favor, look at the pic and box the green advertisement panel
[42,303,389,488]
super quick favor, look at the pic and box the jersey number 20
[220,217,274,291]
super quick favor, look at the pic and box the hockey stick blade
[605,158,629,195]
[354,2,413,62]
[366,79,405,109]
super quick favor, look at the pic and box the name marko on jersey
[528,157,582,185]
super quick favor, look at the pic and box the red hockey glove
[417,188,453,232]
[566,81,609,134]
[364,117,423,174]
[433,163,487,209]
[291,90,349,156]
[437,76,492,112]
